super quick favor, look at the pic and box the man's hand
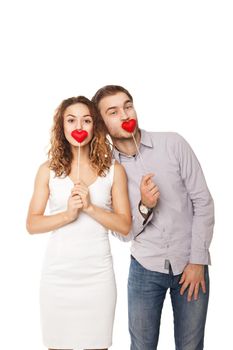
[140,173,160,208]
[179,263,206,301]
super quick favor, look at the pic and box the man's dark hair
[92,85,133,111]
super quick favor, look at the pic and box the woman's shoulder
[36,160,51,182]
[113,160,127,180]
[114,159,125,170]
[38,160,50,172]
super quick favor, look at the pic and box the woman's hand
[66,186,84,221]
[78,162,131,236]
[71,181,92,212]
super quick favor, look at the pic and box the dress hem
[43,341,112,349]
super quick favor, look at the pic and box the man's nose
[120,108,129,121]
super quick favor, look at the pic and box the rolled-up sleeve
[111,204,154,242]
[175,134,215,265]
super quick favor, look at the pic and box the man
[92,85,214,350]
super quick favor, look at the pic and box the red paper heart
[121,119,137,133]
[71,130,88,143]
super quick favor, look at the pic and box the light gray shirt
[113,130,214,275]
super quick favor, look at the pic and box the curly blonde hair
[48,96,112,177]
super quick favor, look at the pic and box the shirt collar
[140,129,153,148]
[113,129,153,161]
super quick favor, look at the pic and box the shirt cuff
[189,249,211,265]
[132,206,154,235]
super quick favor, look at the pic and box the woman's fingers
[71,189,87,197]
[71,187,88,196]
[71,191,79,197]
[73,183,88,190]
[69,194,82,203]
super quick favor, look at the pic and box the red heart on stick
[71,130,88,143]
[121,119,137,133]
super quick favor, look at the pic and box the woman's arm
[74,162,131,236]
[26,162,82,234]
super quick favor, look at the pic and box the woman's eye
[84,119,92,124]
[126,105,132,110]
[110,111,117,115]
[68,119,74,123]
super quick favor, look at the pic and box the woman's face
[63,103,94,147]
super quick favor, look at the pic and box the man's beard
[111,127,138,141]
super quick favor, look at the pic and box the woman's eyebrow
[65,114,76,118]
[65,114,92,118]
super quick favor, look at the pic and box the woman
[26,96,131,350]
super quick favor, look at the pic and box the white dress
[40,163,117,349]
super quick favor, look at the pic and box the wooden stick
[77,143,80,181]
[132,133,147,173]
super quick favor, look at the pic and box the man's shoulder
[145,130,185,144]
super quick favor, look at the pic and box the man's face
[98,92,138,139]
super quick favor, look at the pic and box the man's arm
[176,134,215,263]
[175,133,214,300]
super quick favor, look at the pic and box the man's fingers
[179,273,185,285]
[187,283,195,302]
[201,280,206,294]
[194,283,200,301]
[180,281,189,295]
[154,191,160,199]
[145,182,156,191]
[141,173,155,185]
[149,186,159,196]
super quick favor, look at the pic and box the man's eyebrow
[105,106,117,113]
[124,99,133,105]
[105,100,132,113]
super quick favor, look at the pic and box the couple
[26,85,214,350]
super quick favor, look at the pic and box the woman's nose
[76,118,82,130]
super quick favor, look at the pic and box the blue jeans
[128,256,209,350]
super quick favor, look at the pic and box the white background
[0,1,232,349]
